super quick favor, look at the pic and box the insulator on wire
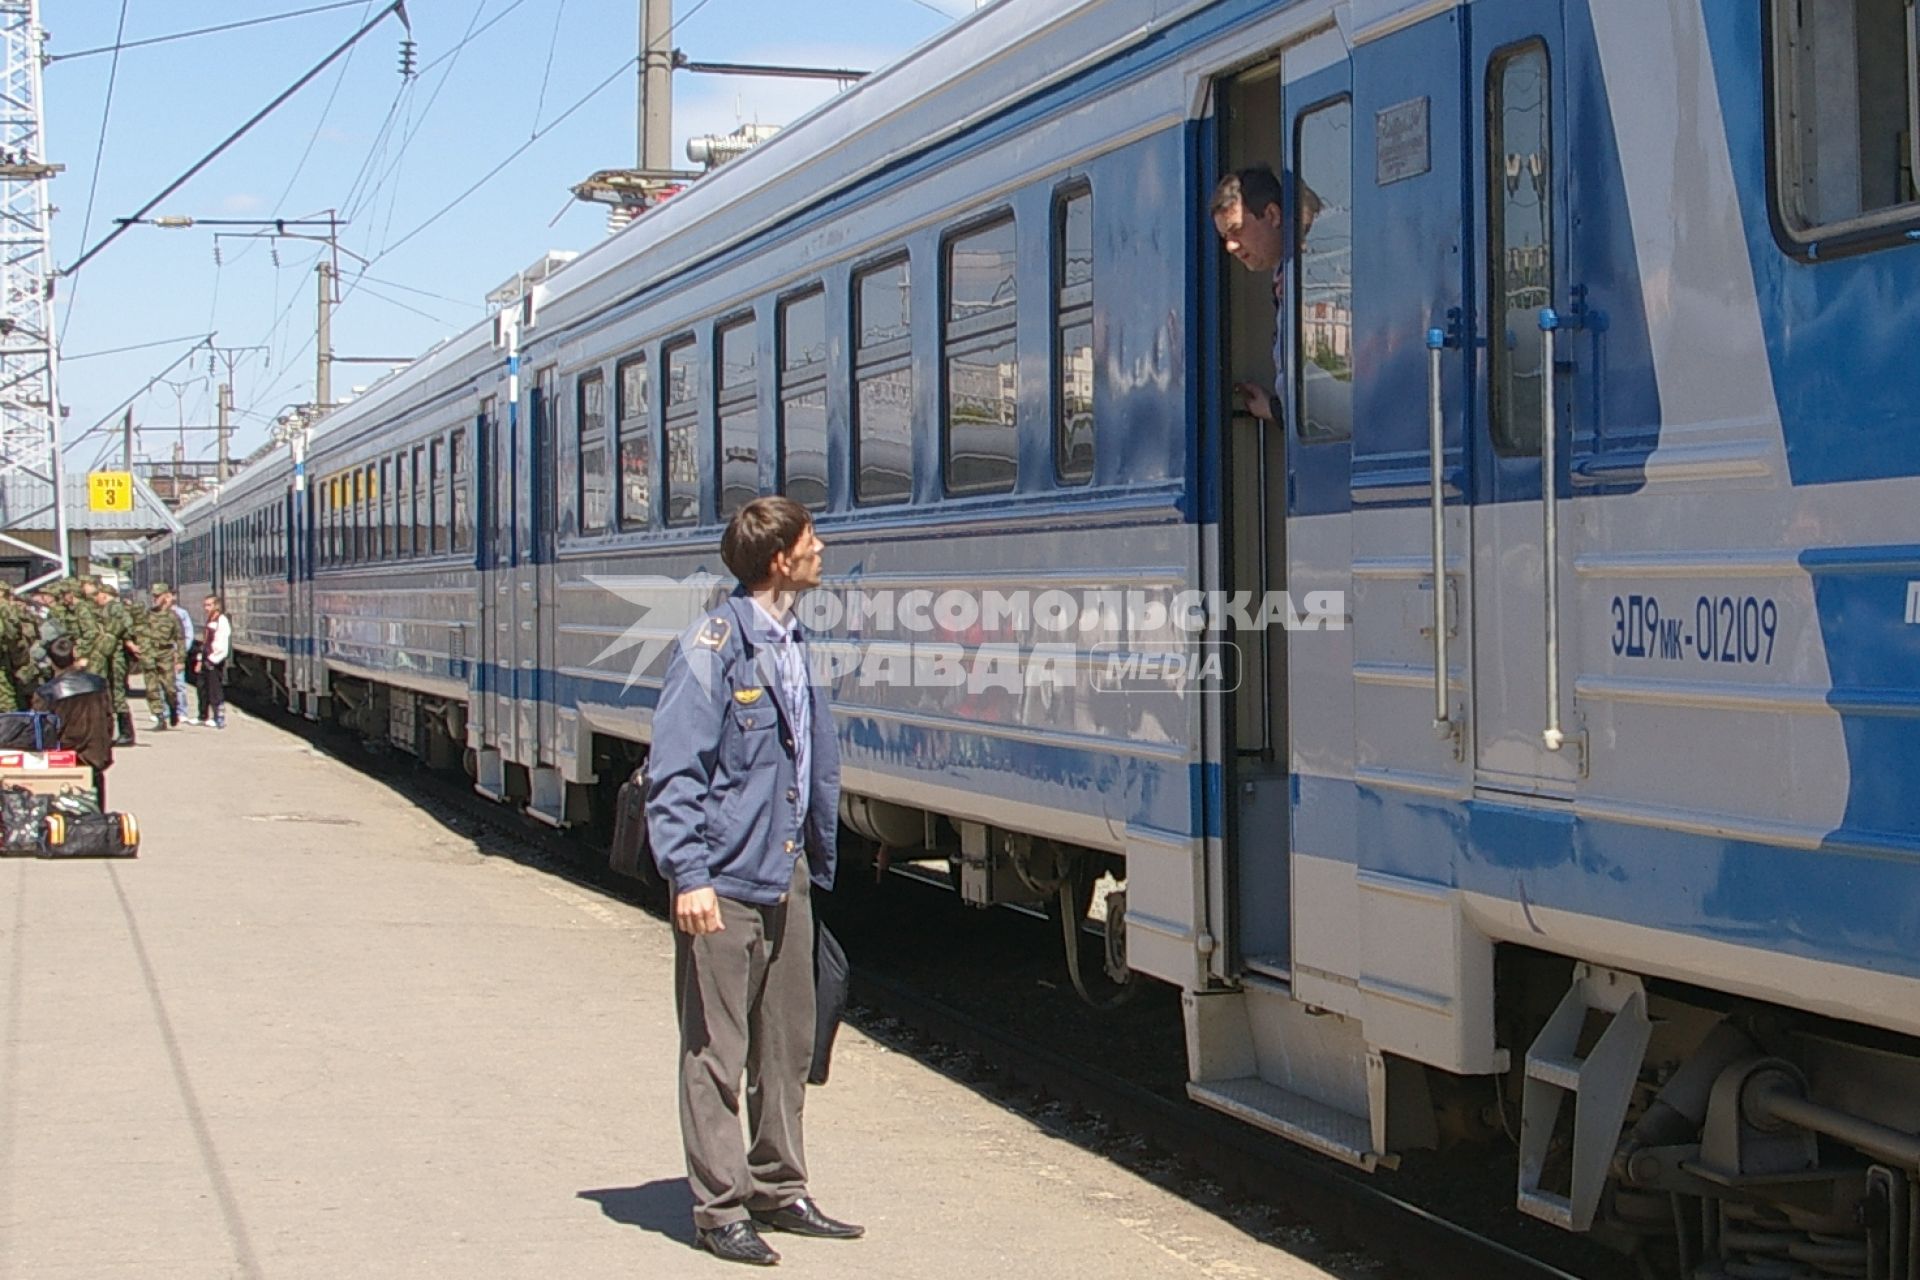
[399,39,417,78]
[271,243,281,267]
[207,353,216,376]
[213,243,222,266]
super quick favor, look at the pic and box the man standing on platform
[33,637,112,809]
[162,586,193,727]
[138,587,181,731]
[646,495,860,1267]
[85,581,136,746]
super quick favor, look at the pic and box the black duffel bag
[41,811,138,858]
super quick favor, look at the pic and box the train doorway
[1215,52,1290,979]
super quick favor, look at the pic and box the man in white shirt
[198,594,232,728]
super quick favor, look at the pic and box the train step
[1516,963,1652,1233]
[1187,1076,1382,1171]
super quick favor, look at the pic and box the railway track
[240,692,1626,1280]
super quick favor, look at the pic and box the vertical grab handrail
[1426,328,1451,733]
[1537,308,1564,752]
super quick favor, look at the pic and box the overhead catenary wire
[47,1,372,63]
[65,333,216,363]
[60,0,411,281]
[63,338,217,455]
[58,0,133,343]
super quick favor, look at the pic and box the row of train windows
[574,185,1094,533]
[317,427,472,568]
[222,503,288,580]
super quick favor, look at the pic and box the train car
[137,0,1920,1274]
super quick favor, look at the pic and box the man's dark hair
[1210,166,1285,219]
[720,496,812,588]
[47,636,75,670]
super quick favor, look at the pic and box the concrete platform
[0,709,1336,1279]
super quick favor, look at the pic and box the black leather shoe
[751,1197,864,1239]
[695,1221,780,1266]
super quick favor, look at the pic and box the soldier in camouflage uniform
[85,581,137,745]
[0,584,39,712]
[138,585,182,730]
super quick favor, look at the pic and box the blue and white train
[138,0,1920,1271]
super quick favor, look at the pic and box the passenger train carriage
[140,1,1920,1273]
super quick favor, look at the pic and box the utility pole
[316,260,333,411]
[121,409,133,473]
[639,0,672,171]
[218,385,233,485]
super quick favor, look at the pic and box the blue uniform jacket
[645,590,840,905]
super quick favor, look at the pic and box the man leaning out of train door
[1210,164,1320,425]
[645,495,861,1268]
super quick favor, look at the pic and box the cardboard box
[0,766,95,797]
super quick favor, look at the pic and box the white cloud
[221,193,266,214]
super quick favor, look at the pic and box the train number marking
[1610,594,1777,665]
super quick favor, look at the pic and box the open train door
[288,451,318,717]
[476,313,521,797]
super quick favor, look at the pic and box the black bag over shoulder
[609,766,665,893]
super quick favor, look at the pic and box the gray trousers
[674,858,816,1230]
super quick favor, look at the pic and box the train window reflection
[618,356,653,529]
[854,258,912,505]
[779,290,829,510]
[578,371,611,535]
[1295,98,1353,444]
[664,339,701,526]
[1488,43,1551,456]
[717,319,760,520]
[944,216,1017,495]
[451,426,472,554]
[1054,187,1094,483]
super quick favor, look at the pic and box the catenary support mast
[0,0,66,585]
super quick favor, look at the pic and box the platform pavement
[0,708,1342,1280]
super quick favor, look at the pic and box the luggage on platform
[0,711,60,751]
[40,811,139,858]
[0,785,50,853]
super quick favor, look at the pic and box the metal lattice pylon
[0,0,65,585]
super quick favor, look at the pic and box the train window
[617,355,653,529]
[577,372,610,535]
[853,257,912,505]
[380,458,393,559]
[1772,0,1919,238]
[394,451,411,558]
[1487,42,1552,456]
[943,216,1018,495]
[717,317,760,520]
[353,468,366,563]
[451,427,472,554]
[663,338,700,526]
[430,437,448,553]
[1053,188,1094,483]
[778,288,828,510]
[1295,96,1354,443]
[412,445,427,553]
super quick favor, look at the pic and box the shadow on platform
[579,1179,697,1245]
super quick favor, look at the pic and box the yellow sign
[87,471,134,513]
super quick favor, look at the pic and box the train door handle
[1538,308,1565,752]
[1425,326,1458,744]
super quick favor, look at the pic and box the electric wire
[57,0,133,344]
[357,53,638,269]
[65,333,215,363]
[260,0,380,236]
[531,0,569,137]
[47,2,371,63]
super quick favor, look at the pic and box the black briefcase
[608,767,665,893]
[809,922,848,1087]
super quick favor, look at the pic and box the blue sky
[50,0,972,469]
